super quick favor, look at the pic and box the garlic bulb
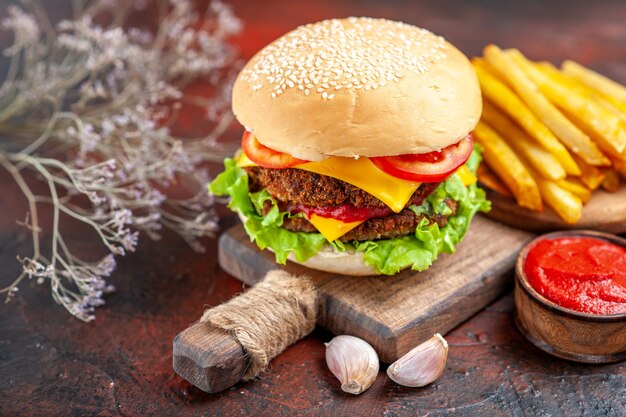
[387,333,448,387]
[325,335,379,395]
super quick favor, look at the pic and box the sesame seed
[241,17,447,100]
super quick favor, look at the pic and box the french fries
[481,101,566,180]
[572,155,606,190]
[601,170,621,192]
[504,49,611,166]
[472,59,580,176]
[477,162,513,197]
[562,60,626,104]
[557,178,592,204]
[535,62,626,126]
[536,180,582,224]
[507,50,626,159]
[611,156,626,179]
[596,98,626,125]
[474,46,626,224]
[474,122,542,211]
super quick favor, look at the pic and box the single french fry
[573,155,606,190]
[510,53,626,159]
[557,178,592,204]
[490,47,610,167]
[474,57,508,85]
[481,101,566,180]
[601,169,621,192]
[562,60,626,104]
[471,59,580,176]
[477,162,513,197]
[536,180,582,224]
[474,122,543,211]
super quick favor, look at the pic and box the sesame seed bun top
[232,17,481,161]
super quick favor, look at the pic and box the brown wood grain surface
[1,0,626,416]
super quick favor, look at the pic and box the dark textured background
[1,0,625,416]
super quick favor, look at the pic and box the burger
[210,17,489,275]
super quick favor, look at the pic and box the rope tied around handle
[200,270,317,380]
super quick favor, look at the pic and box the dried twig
[0,0,241,321]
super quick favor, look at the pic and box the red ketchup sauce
[523,237,626,315]
[289,203,391,222]
[287,183,440,223]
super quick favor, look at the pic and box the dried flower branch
[0,0,242,321]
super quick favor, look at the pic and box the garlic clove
[387,333,448,388]
[325,335,379,395]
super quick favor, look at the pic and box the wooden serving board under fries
[486,185,626,234]
[218,215,533,363]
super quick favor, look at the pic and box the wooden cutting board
[218,215,533,362]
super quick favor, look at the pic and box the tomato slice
[241,131,307,168]
[370,134,474,182]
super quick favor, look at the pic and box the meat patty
[284,204,456,241]
[246,166,439,209]
[248,166,458,242]
[262,198,458,242]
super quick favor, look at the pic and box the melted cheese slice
[307,214,364,242]
[237,152,256,167]
[456,164,477,186]
[296,157,420,213]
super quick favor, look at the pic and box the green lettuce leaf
[209,150,490,275]
[209,160,327,263]
[354,153,490,274]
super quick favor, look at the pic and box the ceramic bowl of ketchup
[515,230,626,364]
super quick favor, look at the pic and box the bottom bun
[287,245,377,276]
[237,212,379,276]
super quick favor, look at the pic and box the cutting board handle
[173,270,316,393]
[173,321,247,393]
